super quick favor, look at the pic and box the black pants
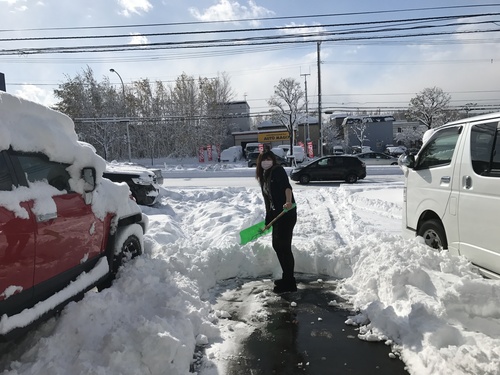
[271,209,297,281]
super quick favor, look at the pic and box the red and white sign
[207,144,213,161]
[198,146,205,162]
[307,141,314,158]
[258,143,264,152]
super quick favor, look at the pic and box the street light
[109,68,132,161]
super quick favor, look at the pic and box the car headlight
[131,177,154,185]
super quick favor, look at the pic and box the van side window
[416,127,460,170]
[471,122,500,177]
[0,155,14,191]
[15,153,72,192]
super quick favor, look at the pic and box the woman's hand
[283,202,293,210]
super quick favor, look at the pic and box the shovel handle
[263,203,296,231]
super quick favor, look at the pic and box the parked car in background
[400,112,500,279]
[0,91,147,340]
[247,151,288,167]
[244,142,262,157]
[104,162,161,206]
[333,146,344,155]
[220,146,243,162]
[270,147,286,159]
[287,145,306,163]
[385,146,406,157]
[277,144,290,155]
[356,152,399,165]
[290,155,366,184]
[351,145,372,154]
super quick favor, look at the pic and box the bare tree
[343,118,369,147]
[54,69,236,160]
[322,120,343,152]
[394,127,426,147]
[407,87,451,129]
[54,66,126,160]
[267,78,305,157]
[199,73,235,151]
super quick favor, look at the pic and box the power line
[1,4,499,33]
[1,25,499,56]
[1,13,497,43]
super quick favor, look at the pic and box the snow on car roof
[105,162,155,178]
[0,91,140,220]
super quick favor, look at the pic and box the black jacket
[262,165,296,224]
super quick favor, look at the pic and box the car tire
[417,219,448,250]
[299,175,310,184]
[345,174,358,183]
[112,224,143,274]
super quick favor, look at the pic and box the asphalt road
[217,276,409,375]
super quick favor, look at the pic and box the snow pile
[0,91,140,220]
[1,166,500,375]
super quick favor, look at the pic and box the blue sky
[1,0,500,118]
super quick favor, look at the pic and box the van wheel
[299,175,310,184]
[345,174,358,183]
[418,219,448,250]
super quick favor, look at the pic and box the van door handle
[463,175,472,189]
[36,212,58,222]
[440,176,451,184]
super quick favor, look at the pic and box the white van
[399,112,500,278]
[287,145,305,163]
[244,142,262,156]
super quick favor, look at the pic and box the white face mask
[261,160,273,170]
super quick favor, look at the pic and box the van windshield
[416,127,460,169]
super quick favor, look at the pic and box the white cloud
[281,22,325,36]
[15,85,56,107]
[0,0,23,5]
[129,33,149,45]
[189,0,274,25]
[118,0,152,17]
[0,0,28,11]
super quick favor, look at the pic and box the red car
[0,92,147,340]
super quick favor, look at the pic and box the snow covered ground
[1,160,500,375]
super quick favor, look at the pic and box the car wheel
[417,219,448,250]
[345,174,358,183]
[391,162,398,165]
[299,175,310,184]
[112,224,143,274]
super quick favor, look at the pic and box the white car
[384,146,406,156]
[286,145,305,163]
[400,112,500,279]
[270,147,286,158]
[356,152,399,165]
[220,147,240,162]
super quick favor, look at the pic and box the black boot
[274,278,285,286]
[273,277,297,293]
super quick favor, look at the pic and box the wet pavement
[223,277,408,375]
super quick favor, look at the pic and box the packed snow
[1,159,500,375]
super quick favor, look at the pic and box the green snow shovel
[239,203,296,245]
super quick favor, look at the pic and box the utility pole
[0,72,5,92]
[109,68,132,162]
[300,72,310,149]
[317,42,323,156]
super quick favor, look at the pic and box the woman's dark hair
[255,151,277,184]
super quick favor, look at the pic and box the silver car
[356,152,398,165]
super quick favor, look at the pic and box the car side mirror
[398,154,415,169]
[82,167,96,193]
